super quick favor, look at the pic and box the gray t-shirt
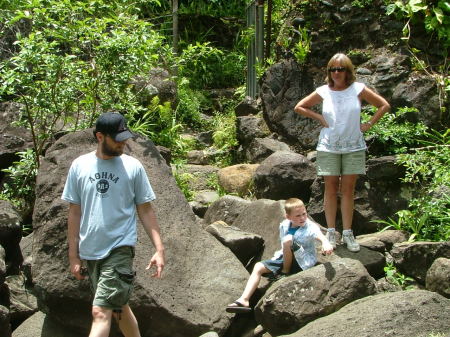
[62,151,155,260]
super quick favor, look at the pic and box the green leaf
[409,0,427,12]
[433,7,444,24]
[386,3,397,15]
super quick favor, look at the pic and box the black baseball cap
[94,112,134,142]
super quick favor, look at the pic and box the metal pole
[265,0,272,61]
[246,1,256,98]
[172,0,179,55]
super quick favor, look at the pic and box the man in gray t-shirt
[62,112,165,337]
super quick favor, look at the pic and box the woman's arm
[294,92,327,127]
[359,86,391,132]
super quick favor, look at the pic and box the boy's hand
[321,241,334,255]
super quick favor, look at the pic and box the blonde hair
[326,53,356,87]
[284,198,305,215]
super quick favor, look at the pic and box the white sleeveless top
[315,82,366,153]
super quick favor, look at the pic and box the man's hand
[146,250,165,278]
[69,257,86,280]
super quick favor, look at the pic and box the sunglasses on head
[328,67,346,73]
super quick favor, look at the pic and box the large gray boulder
[278,290,450,337]
[255,258,376,336]
[205,221,264,269]
[245,138,291,164]
[31,129,248,337]
[426,257,450,298]
[390,241,450,284]
[12,311,79,337]
[260,59,318,151]
[203,195,251,227]
[232,199,285,261]
[5,275,37,330]
[253,151,316,202]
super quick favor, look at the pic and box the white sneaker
[342,231,360,252]
[326,230,337,249]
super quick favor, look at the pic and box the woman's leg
[340,174,358,230]
[323,175,340,229]
[340,174,360,251]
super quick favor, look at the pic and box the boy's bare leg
[114,304,141,337]
[234,262,270,307]
[89,306,113,337]
[281,238,293,274]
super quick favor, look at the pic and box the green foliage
[210,100,238,167]
[351,0,373,8]
[293,27,311,65]
[175,78,209,129]
[172,161,195,202]
[0,0,167,166]
[177,42,245,89]
[385,1,449,114]
[384,262,415,289]
[386,0,450,47]
[375,128,450,241]
[363,106,428,154]
[0,149,37,214]
[206,173,227,197]
[178,0,249,18]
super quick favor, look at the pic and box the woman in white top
[294,53,390,252]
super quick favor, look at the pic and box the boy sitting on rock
[226,198,333,313]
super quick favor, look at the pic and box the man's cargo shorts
[86,246,135,311]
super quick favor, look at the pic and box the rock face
[0,200,23,275]
[390,241,450,284]
[278,290,450,337]
[255,258,376,336]
[31,129,249,337]
[253,151,316,202]
[232,199,285,261]
[426,257,450,298]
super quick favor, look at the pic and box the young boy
[226,198,333,313]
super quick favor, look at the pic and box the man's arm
[67,203,85,280]
[136,202,165,278]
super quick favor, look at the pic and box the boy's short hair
[284,198,305,215]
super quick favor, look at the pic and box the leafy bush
[293,27,311,65]
[386,0,450,47]
[0,0,167,166]
[178,42,245,89]
[377,128,450,241]
[0,149,37,215]
[210,100,238,167]
[363,106,428,155]
[383,262,415,290]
